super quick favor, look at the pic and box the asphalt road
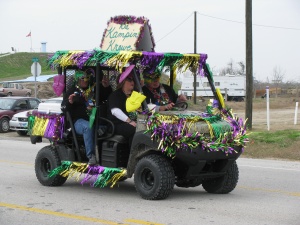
[0,133,300,225]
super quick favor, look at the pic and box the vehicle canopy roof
[47,49,208,79]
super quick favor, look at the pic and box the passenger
[107,65,139,149]
[62,69,112,164]
[142,71,187,111]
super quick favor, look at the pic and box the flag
[26,31,31,37]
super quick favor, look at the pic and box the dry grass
[188,96,300,161]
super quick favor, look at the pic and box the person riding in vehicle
[142,70,187,111]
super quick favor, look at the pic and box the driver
[142,71,187,111]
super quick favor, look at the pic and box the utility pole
[193,11,197,104]
[245,0,253,129]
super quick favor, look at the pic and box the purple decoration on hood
[212,99,219,108]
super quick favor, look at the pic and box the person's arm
[111,108,136,126]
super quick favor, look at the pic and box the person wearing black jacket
[142,71,187,112]
[62,69,112,164]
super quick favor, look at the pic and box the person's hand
[160,103,174,111]
[178,94,187,102]
[68,94,76,104]
[87,105,93,111]
[128,120,136,127]
[102,77,110,87]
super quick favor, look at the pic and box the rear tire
[134,154,175,200]
[17,130,28,136]
[202,161,239,194]
[26,92,31,97]
[35,145,67,186]
[7,92,12,96]
[0,117,10,133]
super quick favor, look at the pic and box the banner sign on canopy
[100,15,156,52]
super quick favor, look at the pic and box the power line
[156,13,194,43]
[156,11,299,44]
[196,11,300,31]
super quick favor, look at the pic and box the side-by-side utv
[30,50,248,200]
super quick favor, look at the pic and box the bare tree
[227,59,234,74]
[237,61,245,75]
[271,66,285,97]
[219,59,245,76]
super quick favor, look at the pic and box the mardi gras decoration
[126,91,146,112]
[52,74,65,96]
[47,50,208,79]
[28,111,64,143]
[49,161,126,188]
[145,101,248,158]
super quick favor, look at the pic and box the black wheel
[26,92,31,97]
[202,161,239,194]
[134,154,175,200]
[35,145,67,186]
[7,92,12,96]
[0,117,10,133]
[17,130,28,136]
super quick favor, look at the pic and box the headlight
[11,117,17,121]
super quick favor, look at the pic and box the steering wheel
[172,102,188,111]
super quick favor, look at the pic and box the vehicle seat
[19,103,28,109]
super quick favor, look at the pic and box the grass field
[0,52,54,81]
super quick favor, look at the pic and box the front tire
[0,117,10,133]
[134,154,175,200]
[17,130,28,136]
[35,145,67,186]
[202,161,239,194]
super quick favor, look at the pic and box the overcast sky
[0,0,299,82]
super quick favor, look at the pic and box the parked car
[0,97,40,133]
[0,82,32,97]
[9,110,31,136]
[9,97,63,136]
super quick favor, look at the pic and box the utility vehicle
[30,50,247,200]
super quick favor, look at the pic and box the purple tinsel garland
[140,52,164,74]
[198,54,208,76]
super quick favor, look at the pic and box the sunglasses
[126,77,134,82]
[80,77,89,82]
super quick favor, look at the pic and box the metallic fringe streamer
[59,51,84,68]
[176,54,200,74]
[106,51,142,72]
[48,161,126,188]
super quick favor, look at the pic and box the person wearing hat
[142,71,187,112]
[62,69,112,164]
[107,65,143,149]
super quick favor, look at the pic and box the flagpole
[30,35,32,52]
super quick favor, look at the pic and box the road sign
[32,57,39,62]
[31,62,41,77]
